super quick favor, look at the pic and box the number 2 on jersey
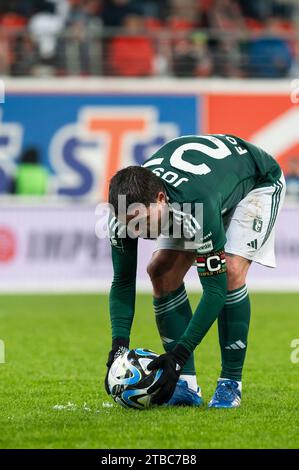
[170,136,231,176]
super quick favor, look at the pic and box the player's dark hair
[109,166,165,215]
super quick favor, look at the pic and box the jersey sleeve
[178,199,228,353]
[109,214,138,341]
[178,270,227,352]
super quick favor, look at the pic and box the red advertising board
[205,94,299,174]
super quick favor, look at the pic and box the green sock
[153,284,196,375]
[217,285,251,381]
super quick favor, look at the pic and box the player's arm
[109,236,138,344]
[177,202,228,352]
[178,250,227,352]
[105,218,138,394]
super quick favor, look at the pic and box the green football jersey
[108,134,281,349]
[143,134,282,252]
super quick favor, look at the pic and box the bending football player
[105,134,285,408]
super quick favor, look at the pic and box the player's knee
[226,257,246,290]
[147,259,165,295]
[147,258,166,280]
[147,260,182,297]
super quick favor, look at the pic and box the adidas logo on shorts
[247,239,257,249]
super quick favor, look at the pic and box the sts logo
[49,106,179,200]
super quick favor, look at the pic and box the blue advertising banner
[1,93,200,199]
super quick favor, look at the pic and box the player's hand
[147,345,190,405]
[104,337,129,395]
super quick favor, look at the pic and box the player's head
[109,166,168,237]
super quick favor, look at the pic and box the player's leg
[208,254,251,408]
[147,248,195,376]
[147,248,202,405]
[219,253,252,380]
[210,174,286,408]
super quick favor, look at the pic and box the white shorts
[155,173,286,268]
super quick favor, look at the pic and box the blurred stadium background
[0,0,299,293]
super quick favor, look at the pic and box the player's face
[124,192,168,238]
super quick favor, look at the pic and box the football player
[105,134,285,408]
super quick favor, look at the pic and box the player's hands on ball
[147,345,190,405]
[104,337,129,395]
[147,352,181,405]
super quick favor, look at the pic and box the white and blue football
[108,348,162,409]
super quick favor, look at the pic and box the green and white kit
[109,134,285,360]
[145,134,285,267]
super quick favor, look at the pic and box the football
[108,348,162,409]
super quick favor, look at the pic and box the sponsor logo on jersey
[195,240,214,253]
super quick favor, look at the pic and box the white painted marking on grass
[52,402,109,412]
[83,402,91,412]
[53,402,77,411]
[102,402,114,408]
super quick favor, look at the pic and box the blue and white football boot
[167,379,203,407]
[208,379,241,408]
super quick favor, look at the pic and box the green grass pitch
[0,292,298,449]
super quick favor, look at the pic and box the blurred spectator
[172,39,198,77]
[102,0,171,25]
[0,0,28,74]
[193,31,213,77]
[207,0,246,31]
[102,0,137,27]
[285,158,299,200]
[237,0,275,21]
[172,33,212,77]
[203,0,245,77]
[10,32,37,76]
[238,0,295,22]
[137,0,170,18]
[169,0,198,24]
[0,29,11,75]
[57,0,103,75]
[212,36,243,77]
[15,147,49,196]
[28,0,65,73]
[246,17,293,77]
[289,40,299,77]
[108,14,154,76]
[0,0,298,78]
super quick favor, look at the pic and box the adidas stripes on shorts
[224,173,285,267]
